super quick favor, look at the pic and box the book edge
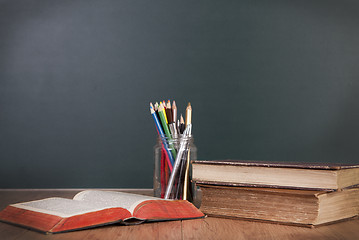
[0,205,133,233]
[0,217,127,234]
[192,160,359,170]
[194,181,338,191]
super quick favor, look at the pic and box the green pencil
[158,103,177,159]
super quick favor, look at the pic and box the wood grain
[182,217,359,240]
[1,189,359,239]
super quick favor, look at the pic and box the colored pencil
[150,105,174,170]
[160,148,166,198]
[160,102,169,124]
[179,114,185,134]
[158,104,172,138]
[166,100,172,123]
[150,100,193,200]
[158,103,177,163]
[172,100,177,124]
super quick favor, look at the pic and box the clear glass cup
[153,135,197,203]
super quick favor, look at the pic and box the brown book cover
[0,190,204,234]
[198,184,359,226]
[193,160,359,170]
[192,160,359,190]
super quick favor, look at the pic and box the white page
[73,190,162,214]
[11,197,106,218]
[11,191,165,218]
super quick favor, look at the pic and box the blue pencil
[150,106,175,168]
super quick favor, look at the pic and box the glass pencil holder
[153,135,197,204]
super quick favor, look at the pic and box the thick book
[198,184,359,226]
[192,160,359,190]
[0,190,204,234]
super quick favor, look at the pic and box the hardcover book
[192,160,359,190]
[198,184,359,226]
[0,190,204,234]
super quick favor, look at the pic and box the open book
[0,190,204,234]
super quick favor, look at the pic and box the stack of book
[192,160,359,227]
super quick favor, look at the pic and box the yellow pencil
[159,102,168,124]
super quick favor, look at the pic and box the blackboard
[1,0,359,188]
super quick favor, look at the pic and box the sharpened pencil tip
[166,100,171,109]
[158,102,164,111]
[186,102,192,110]
[180,114,184,123]
[186,103,192,126]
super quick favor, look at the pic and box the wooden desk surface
[1,189,359,240]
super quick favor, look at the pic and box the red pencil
[160,148,166,198]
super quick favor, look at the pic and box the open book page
[73,190,162,214]
[11,198,107,218]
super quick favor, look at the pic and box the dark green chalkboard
[1,0,359,188]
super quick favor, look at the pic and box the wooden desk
[1,189,359,240]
